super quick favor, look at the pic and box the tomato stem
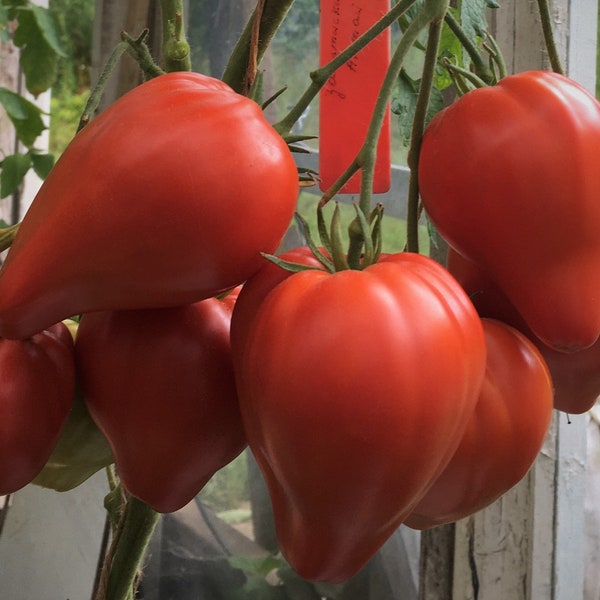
[222,0,297,94]
[535,0,565,75]
[160,0,192,72]
[78,29,165,133]
[77,38,129,132]
[406,12,446,253]
[122,31,166,80]
[95,494,159,600]
[482,30,508,81]
[443,11,496,85]
[355,1,448,221]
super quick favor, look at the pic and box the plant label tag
[319,0,391,194]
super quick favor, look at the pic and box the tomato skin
[32,319,114,492]
[74,296,246,513]
[0,321,75,494]
[405,319,553,530]
[419,71,600,351]
[234,252,486,583]
[0,72,299,340]
[448,248,600,414]
[231,247,325,372]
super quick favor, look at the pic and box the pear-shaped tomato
[0,322,75,494]
[419,71,600,352]
[233,252,486,582]
[75,294,245,513]
[448,248,600,414]
[405,319,553,530]
[0,72,298,340]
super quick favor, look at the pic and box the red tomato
[0,72,299,340]
[448,248,600,414]
[405,319,553,530]
[234,252,486,582]
[231,246,325,372]
[419,71,600,351]
[0,322,75,494]
[75,295,245,513]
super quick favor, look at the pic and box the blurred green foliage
[199,451,250,513]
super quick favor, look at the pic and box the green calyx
[263,203,384,276]
[0,223,20,252]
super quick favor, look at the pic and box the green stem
[483,31,508,80]
[536,0,565,75]
[442,58,488,90]
[78,39,129,131]
[443,11,495,85]
[406,12,447,253]
[160,0,192,72]
[101,496,159,600]
[341,0,449,265]
[222,0,297,94]
[274,0,418,137]
[122,31,166,80]
[0,223,20,252]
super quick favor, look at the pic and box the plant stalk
[222,0,297,94]
[160,0,192,72]
[347,0,450,225]
[95,495,159,600]
[406,11,447,253]
[536,0,565,75]
[443,11,495,84]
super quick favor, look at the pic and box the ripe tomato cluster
[0,69,596,585]
[0,72,298,504]
[419,70,600,415]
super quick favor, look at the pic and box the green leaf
[0,87,46,146]
[30,152,54,179]
[392,70,445,146]
[13,6,65,96]
[28,5,66,56]
[437,8,463,90]
[393,71,418,145]
[461,0,496,41]
[0,4,9,42]
[0,152,32,198]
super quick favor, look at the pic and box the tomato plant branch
[160,0,191,72]
[442,58,488,90]
[242,0,266,95]
[78,30,165,132]
[222,0,296,94]
[536,0,565,75]
[338,0,449,267]
[99,495,159,600]
[482,31,508,80]
[122,31,166,80]
[443,11,495,85]
[406,13,446,253]
[77,38,128,131]
[274,0,418,137]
